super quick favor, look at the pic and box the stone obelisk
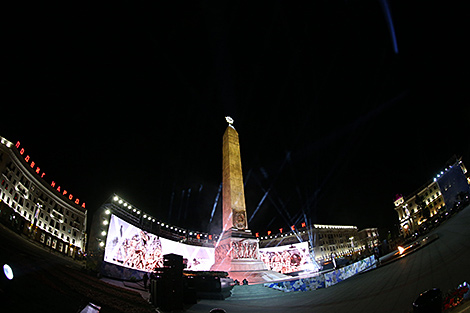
[211,117,287,283]
[222,117,249,232]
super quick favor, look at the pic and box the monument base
[210,229,290,284]
[226,269,289,284]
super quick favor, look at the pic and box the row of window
[15,201,80,244]
[1,178,83,225]
[1,178,83,247]
[319,243,353,252]
[40,233,75,256]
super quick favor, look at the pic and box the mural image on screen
[104,215,215,272]
[259,242,319,274]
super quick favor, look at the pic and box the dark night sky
[1,1,469,237]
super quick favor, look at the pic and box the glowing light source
[99,242,105,247]
[225,116,234,125]
[3,264,13,280]
[105,209,111,215]
[398,246,405,254]
[103,220,108,226]
[113,196,118,201]
[101,231,106,236]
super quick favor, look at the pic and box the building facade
[394,158,470,237]
[259,224,379,263]
[0,136,87,258]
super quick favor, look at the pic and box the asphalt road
[0,224,153,313]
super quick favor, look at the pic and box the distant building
[0,136,87,258]
[358,228,381,251]
[394,157,470,237]
[259,224,379,262]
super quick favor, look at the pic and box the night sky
[1,1,469,237]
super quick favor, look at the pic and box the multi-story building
[394,157,470,237]
[358,228,381,251]
[259,224,379,262]
[0,136,87,258]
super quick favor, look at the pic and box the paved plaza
[1,205,470,312]
[189,205,470,313]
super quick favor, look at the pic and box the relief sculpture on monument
[214,243,231,264]
[233,211,246,230]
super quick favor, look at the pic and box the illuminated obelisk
[211,117,287,283]
[221,116,249,232]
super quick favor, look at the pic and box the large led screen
[104,215,215,272]
[259,242,318,274]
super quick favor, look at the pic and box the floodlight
[3,264,13,280]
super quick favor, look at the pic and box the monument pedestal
[211,229,288,284]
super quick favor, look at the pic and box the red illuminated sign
[15,141,85,209]
[16,143,46,179]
